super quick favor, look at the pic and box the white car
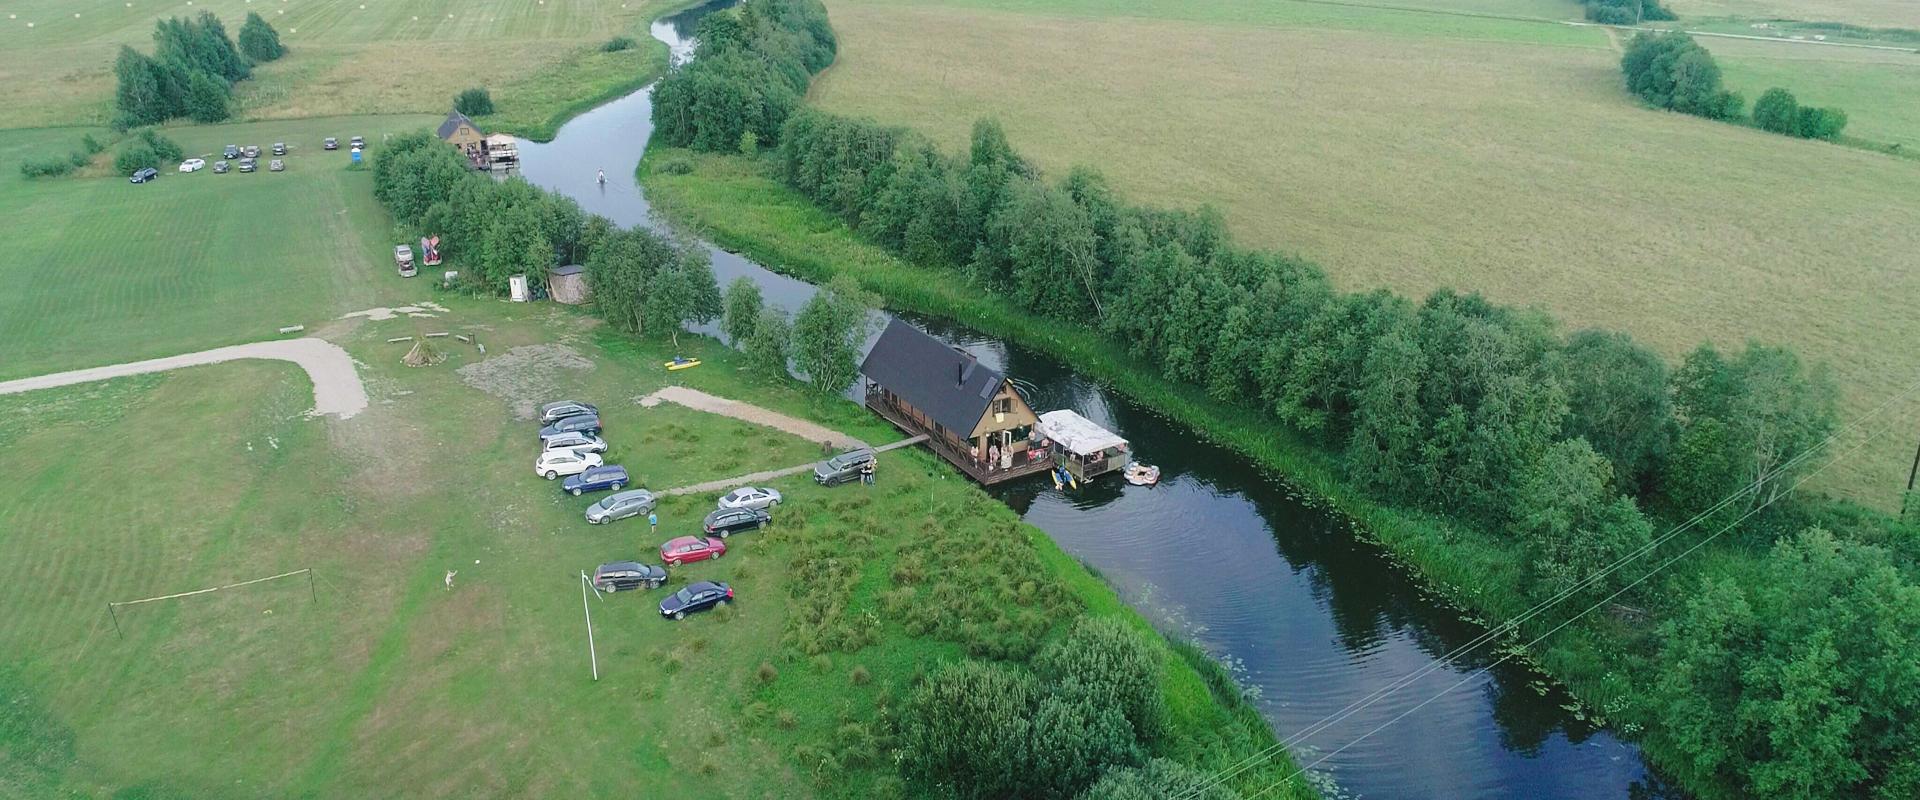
[542,431,608,455]
[178,158,206,173]
[535,448,603,480]
[717,486,782,511]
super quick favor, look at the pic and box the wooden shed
[437,110,483,150]
[859,318,1051,484]
[549,264,589,305]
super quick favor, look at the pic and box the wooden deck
[865,395,1054,485]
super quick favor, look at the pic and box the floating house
[859,318,1052,484]
[1034,409,1129,482]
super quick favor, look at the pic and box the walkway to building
[659,435,927,497]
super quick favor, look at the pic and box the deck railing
[865,391,1052,485]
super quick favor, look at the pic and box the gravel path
[659,435,928,497]
[637,386,868,450]
[0,338,368,419]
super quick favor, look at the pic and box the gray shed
[549,264,589,305]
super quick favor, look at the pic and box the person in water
[597,169,606,184]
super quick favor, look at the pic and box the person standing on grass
[861,459,874,486]
[649,512,659,537]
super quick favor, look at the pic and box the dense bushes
[600,35,639,52]
[455,87,495,117]
[1578,0,1675,24]
[18,134,107,179]
[113,12,270,128]
[237,12,286,63]
[758,91,1920,798]
[1620,32,1849,141]
[650,0,836,152]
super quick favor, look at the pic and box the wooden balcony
[865,393,1054,485]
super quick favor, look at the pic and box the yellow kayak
[665,357,702,371]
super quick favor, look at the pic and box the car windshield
[673,588,693,603]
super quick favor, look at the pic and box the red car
[661,535,726,566]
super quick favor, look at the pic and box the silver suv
[542,431,607,455]
[813,449,874,486]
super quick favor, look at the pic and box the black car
[593,561,666,593]
[223,144,240,159]
[703,507,770,539]
[660,581,733,620]
[323,137,339,150]
[538,400,598,425]
[128,167,158,184]
[212,160,230,174]
[538,413,601,441]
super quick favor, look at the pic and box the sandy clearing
[0,338,369,420]
[636,386,868,450]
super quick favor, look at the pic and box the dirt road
[637,386,868,450]
[0,338,369,419]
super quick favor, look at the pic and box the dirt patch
[0,338,369,420]
[339,301,452,322]
[456,344,596,420]
[636,386,866,450]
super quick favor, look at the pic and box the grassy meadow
[0,115,435,381]
[1664,0,1918,27]
[1703,36,1920,149]
[0,0,676,136]
[807,0,1920,507]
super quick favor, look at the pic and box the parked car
[223,144,240,159]
[212,160,230,174]
[717,486,781,511]
[539,400,599,425]
[178,158,205,173]
[271,142,287,155]
[323,137,339,151]
[593,561,666,592]
[813,449,875,486]
[661,535,726,566]
[562,465,629,496]
[541,431,607,455]
[659,580,732,620]
[268,159,285,172]
[538,413,601,441]
[703,507,770,538]
[242,145,260,158]
[349,136,366,149]
[535,448,603,480]
[237,158,257,173]
[128,167,159,184]
[586,490,656,525]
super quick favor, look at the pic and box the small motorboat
[665,356,702,371]
[1124,462,1161,486]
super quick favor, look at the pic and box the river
[515,2,1668,797]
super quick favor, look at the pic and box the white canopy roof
[1035,410,1127,456]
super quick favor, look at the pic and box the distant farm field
[1664,0,1918,28]
[0,0,673,131]
[0,116,433,381]
[810,0,1920,506]
[1703,37,1920,149]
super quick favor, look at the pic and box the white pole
[579,572,599,682]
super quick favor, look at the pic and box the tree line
[650,0,835,154]
[112,11,283,128]
[370,131,872,395]
[1621,31,1848,141]
[1578,0,1675,25]
[725,23,1919,798]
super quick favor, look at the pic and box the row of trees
[372,131,873,392]
[763,98,1917,796]
[1621,32,1848,140]
[650,0,835,153]
[1578,0,1675,25]
[900,617,1244,800]
[112,12,284,128]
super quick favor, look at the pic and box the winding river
[517,2,1669,797]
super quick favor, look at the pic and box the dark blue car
[659,581,732,620]
[562,464,628,496]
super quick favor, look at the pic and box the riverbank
[639,146,1649,764]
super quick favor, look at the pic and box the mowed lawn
[0,300,1290,798]
[0,115,434,381]
[0,0,674,131]
[809,0,1920,506]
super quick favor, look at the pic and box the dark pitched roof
[437,110,475,140]
[860,318,1003,434]
[550,264,585,277]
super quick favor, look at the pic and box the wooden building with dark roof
[859,318,1051,484]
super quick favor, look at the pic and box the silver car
[542,431,608,455]
[717,486,782,511]
[586,490,657,525]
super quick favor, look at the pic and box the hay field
[1664,0,1918,27]
[0,0,673,130]
[0,116,434,381]
[810,0,1920,505]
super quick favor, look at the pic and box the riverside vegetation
[642,1,1920,797]
[367,68,1311,796]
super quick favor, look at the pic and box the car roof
[599,561,644,572]
[585,465,625,478]
[685,580,725,592]
[664,535,702,546]
[609,489,651,500]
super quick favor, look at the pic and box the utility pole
[1903,437,1920,520]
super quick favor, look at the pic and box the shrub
[1753,87,1799,135]
[757,661,779,684]
[601,35,638,52]
[776,709,798,729]
[850,665,871,686]
[80,134,105,155]
[810,653,832,672]
[138,129,182,163]
[1034,617,1167,744]
[19,157,78,179]
[114,144,158,174]
[455,87,494,116]
[1794,106,1848,141]
[656,158,694,175]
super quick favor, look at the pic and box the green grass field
[0,116,435,381]
[1703,36,1920,149]
[807,0,1920,507]
[0,0,675,135]
[1664,0,1917,27]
